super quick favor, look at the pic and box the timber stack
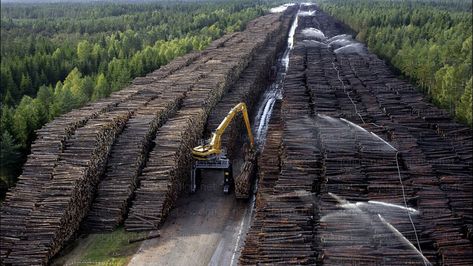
[206,11,293,199]
[241,4,472,265]
[0,8,296,265]
[0,34,204,261]
[124,9,295,231]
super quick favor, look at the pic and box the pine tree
[13,96,39,147]
[0,131,22,188]
[1,105,14,136]
[19,73,33,97]
[456,78,472,124]
[92,73,110,100]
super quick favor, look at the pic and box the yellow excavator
[191,103,255,197]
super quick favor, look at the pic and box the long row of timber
[124,10,293,231]
[0,9,295,265]
[240,5,472,265]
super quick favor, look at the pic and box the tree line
[319,0,472,126]
[0,0,271,194]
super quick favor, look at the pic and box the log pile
[239,100,283,262]
[241,43,319,264]
[203,12,292,199]
[0,87,153,261]
[2,4,471,264]
[3,109,130,265]
[0,86,139,258]
[131,51,203,85]
[0,10,296,264]
[340,32,473,263]
[83,90,184,231]
[309,8,471,264]
[0,37,199,260]
[124,11,294,231]
[205,13,289,158]
[255,100,283,207]
[125,108,207,231]
[242,5,472,265]
[234,151,257,199]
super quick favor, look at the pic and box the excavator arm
[192,102,254,160]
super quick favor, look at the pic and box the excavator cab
[192,141,217,161]
[191,103,255,196]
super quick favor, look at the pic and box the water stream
[325,192,431,265]
[228,6,301,264]
[254,7,299,149]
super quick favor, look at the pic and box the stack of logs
[4,109,130,265]
[0,9,296,265]
[241,5,472,265]
[125,109,207,231]
[241,43,319,264]
[124,11,294,231]
[0,30,206,261]
[206,12,292,199]
[0,86,141,258]
[83,91,184,231]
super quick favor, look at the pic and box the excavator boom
[192,102,254,160]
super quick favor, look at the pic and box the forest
[319,0,472,126]
[0,0,277,194]
[1,0,471,196]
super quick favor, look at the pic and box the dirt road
[128,168,253,266]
